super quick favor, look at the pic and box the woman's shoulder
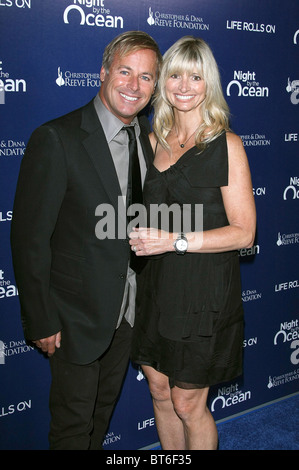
[225,131,248,169]
[225,130,243,149]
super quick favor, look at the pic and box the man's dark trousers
[48,318,132,450]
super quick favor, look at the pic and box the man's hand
[33,332,61,357]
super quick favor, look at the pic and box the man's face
[99,48,157,124]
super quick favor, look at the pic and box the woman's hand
[129,227,176,256]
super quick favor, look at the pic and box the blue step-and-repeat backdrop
[0,0,298,450]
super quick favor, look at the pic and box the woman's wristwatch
[173,233,188,255]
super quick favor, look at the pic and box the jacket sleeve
[10,125,67,340]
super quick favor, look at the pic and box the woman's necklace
[175,127,197,148]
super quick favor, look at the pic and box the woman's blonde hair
[153,36,230,151]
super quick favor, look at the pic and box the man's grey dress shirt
[93,94,147,328]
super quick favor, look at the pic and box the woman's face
[165,70,206,113]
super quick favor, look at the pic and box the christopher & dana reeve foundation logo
[55,67,101,88]
[146,6,210,31]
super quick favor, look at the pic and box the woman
[130,36,256,450]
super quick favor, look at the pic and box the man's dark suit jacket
[10,100,153,365]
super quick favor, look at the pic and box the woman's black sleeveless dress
[131,132,244,389]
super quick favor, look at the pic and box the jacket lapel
[81,101,122,210]
[80,102,154,235]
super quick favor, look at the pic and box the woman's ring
[133,245,137,252]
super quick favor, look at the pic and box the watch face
[176,239,188,251]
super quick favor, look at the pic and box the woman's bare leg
[171,386,218,450]
[142,365,186,449]
[142,366,218,450]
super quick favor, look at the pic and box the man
[10,31,162,450]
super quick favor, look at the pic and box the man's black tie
[124,126,143,207]
[123,126,145,273]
